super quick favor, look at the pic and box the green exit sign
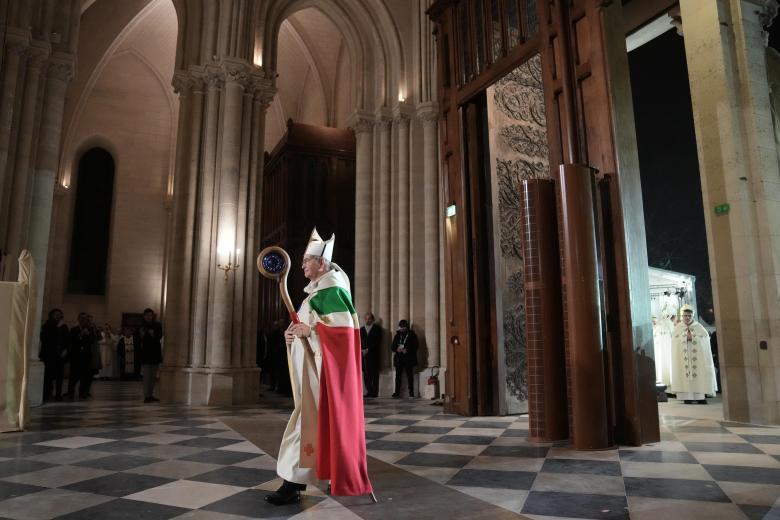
[714,203,730,215]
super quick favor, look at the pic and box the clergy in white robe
[670,307,717,402]
[652,316,673,387]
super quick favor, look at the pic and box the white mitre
[304,227,335,262]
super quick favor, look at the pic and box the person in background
[39,308,69,402]
[391,319,418,398]
[117,327,137,379]
[138,308,163,403]
[66,313,96,399]
[360,313,383,398]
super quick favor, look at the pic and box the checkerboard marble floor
[1,382,778,520]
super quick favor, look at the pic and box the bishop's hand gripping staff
[256,246,317,368]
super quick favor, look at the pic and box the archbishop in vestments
[265,228,373,505]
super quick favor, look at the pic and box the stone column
[26,55,74,406]
[419,104,439,367]
[162,72,199,373]
[680,0,780,424]
[5,44,47,277]
[208,68,243,369]
[375,114,392,335]
[160,62,276,405]
[394,106,411,322]
[0,31,28,255]
[348,110,375,313]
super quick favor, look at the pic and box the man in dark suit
[66,312,96,399]
[360,313,383,398]
[391,319,418,398]
[138,308,163,403]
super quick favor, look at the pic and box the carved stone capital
[172,71,194,94]
[206,72,225,90]
[348,109,375,134]
[416,102,439,126]
[47,53,75,82]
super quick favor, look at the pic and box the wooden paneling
[258,121,356,331]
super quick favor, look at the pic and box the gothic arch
[255,0,405,112]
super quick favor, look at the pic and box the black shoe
[683,400,693,404]
[144,397,152,403]
[392,393,399,398]
[265,481,303,505]
[149,397,159,402]
[697,399,708,405]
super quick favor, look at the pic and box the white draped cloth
[277,282,323,485]
[652,318,673,387]
[670,319,717,399]
[0,251,35,431]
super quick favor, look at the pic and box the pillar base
[27,360,45,407]
[159,366,260,405]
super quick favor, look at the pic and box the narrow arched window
[67,147,114,295]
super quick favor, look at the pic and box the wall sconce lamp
[217,247,241,279]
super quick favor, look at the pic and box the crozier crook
[256,246,317,368]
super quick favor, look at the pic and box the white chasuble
[670,321,717,398]
[652,319,673,387]
[276,296,322,485]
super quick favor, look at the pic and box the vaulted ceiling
[70,0,352,154]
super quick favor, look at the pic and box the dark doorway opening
[67,147,115,295]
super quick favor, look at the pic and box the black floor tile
[464,421,512,429]
[398,426,453,435]
[87,430,146,440]
[54,498,189,520]
[423,414,465,421]
[396,452,473,468]
[703,464,780,484]
[167,427,221,436]
[522,491,629,519]
[542,458,621,476]
[178,449,257,465]
[624,477,729,502]
[683,442,762,454]
[481,445,549,458]
[15,433,68,444]
[365,431,389,440]
[435,435,495,445]
[618,450,697,463]
[367,440,428,452]
[74,454,163,471]
[203,489,324,518]
[368,418,418,426]
[159,419,215,427]
[88,440,156,453]
[172,437,238,449]
[669,426,729,434]
[447,468,536,490]
[363,412,390,418]
[189,467,277,487]
[0,481,47,501]
[739,434,780,445]
[738,504,778,520]
[0,459,55,478]
[721,421,770,428]
[63,473,174,497]
[501,429,529,437]
[0,444,64,458]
